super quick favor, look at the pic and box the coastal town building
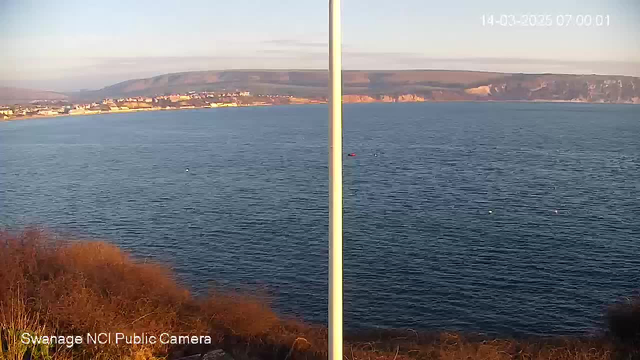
[37,110,59,116]
[0,89,322,121]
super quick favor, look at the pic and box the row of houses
[1,105,71,118]
[1,90,277,120]
[114,91,251,104]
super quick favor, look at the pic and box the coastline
[0,103,273,122]
[2,98,637,123]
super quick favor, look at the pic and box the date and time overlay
[481,14,611,27]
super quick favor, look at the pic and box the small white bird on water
[489,210,493,214]
[185,168,189,172]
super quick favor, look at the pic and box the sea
[1,102,639,336]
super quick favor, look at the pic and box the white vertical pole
[328,0,343,360]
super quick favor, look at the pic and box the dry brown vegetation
[0,228,637,360]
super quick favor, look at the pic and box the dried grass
[0,228,635,360]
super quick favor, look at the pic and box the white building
[37,110,59,116]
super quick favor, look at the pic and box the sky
[1,0,639,91]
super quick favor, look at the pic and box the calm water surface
[1,102,639,336]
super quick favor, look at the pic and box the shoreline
[0,102,303,122]
[1,98,637,123]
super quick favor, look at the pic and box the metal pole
[328,0,343,360]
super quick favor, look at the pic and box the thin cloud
[264,39,327,48]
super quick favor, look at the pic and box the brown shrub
[343,331,614,360]
[0,228,631,360]
[0,229,328,360]
[0,228,190,358]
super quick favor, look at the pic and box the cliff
[66,70,640,104]
[477,74,640,103]
[4,71,640,106]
